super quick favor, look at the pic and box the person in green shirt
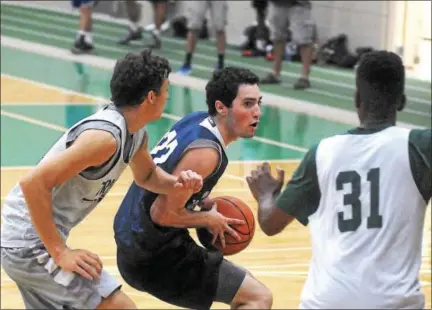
[247,50,431,309]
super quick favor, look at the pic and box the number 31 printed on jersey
[337,168,382,233]
[150,130,178,164]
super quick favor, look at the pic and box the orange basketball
[197,196,255,256]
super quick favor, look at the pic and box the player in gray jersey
[247,50,431,309]
[1,49,203,309]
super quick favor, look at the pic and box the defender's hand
[246,162,285,202]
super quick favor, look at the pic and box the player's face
[226,84,262,138]
[153,79,169,119]
[145,79,169,120]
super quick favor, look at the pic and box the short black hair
[110,49,171,108]
[205,67,260,115]
[356,50,405,116]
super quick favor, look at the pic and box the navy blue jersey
[114,111,228,256]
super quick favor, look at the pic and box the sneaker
[260,73,281,84]
[178,65,192,75]
[293,78,311,90]
[71,35,94,54]
[118,27,143,45]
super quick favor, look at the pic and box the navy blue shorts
[71,0,96,9]
[116,239,246,309]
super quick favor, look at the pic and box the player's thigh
[268,2,290,42]
[227,263,272,307]
[209,0,228,32]
[1,246,121,309]
[185,1,208,30]
[288,5,315,45]
[117,242,223,309]
[97,289,136,309]
[213,259,246,304]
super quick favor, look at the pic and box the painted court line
[1,102,105,106]
[0,188,247,202]
[0,111,247,183]
[0,189,247,201]
[0,188,240,201]
[1,109,68,132]
[1,72,308,153]
[0,159,301,171]
[1,36,425,130]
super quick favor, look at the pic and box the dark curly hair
[205,67,260,116]
[356,50,405,116]
[110,49,171,108]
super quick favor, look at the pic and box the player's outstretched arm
[149,148,244,244]
[129,141,203,194]
[247,162,295,236]
[19,130,114,279]
[248,146,321,235]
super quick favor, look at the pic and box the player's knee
[231,274,273,309]
[254,284,273,309]
[96,289,137,309]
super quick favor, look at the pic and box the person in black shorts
[114,67,273,309]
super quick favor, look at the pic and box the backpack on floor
[316,34,359,68]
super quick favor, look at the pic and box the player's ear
[147,90,156,104]
[397,94,406,111]
[215,100,227,116]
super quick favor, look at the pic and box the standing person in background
[261,0,314,90]
[117,0,143,45]
[71,0,97,54]
[118,0,169,49]
[178,0,228,75]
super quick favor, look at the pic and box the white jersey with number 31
[300,126,428,309]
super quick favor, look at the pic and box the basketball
[196,196,255,256]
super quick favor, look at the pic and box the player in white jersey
[246,50,431,309]
[1,49,203,309]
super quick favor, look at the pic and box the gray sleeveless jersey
[1,105,147,247]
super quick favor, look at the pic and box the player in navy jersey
[114,67,273,309]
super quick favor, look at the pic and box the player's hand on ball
[206,203,245,248]
[246,162,285,202]
[54,248,103,281]
[174,170,203,193]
